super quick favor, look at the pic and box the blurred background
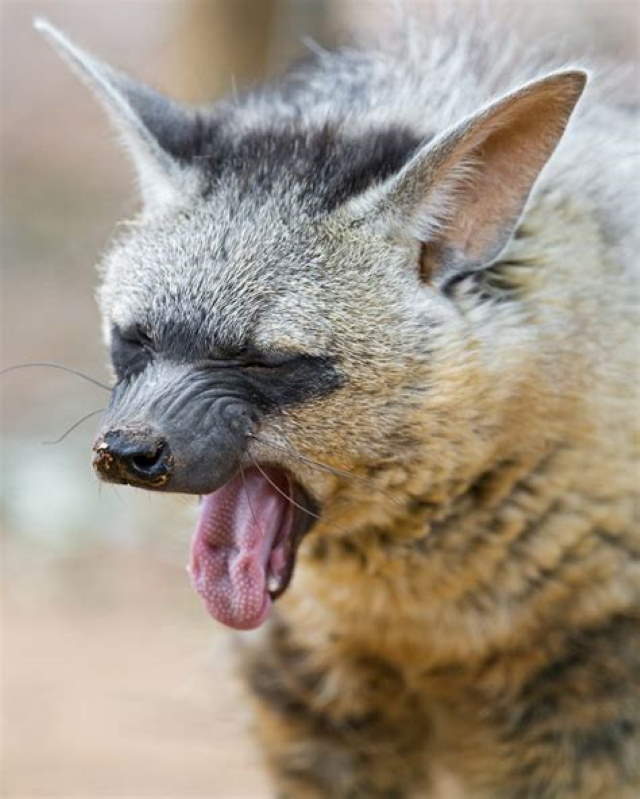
[1,1,638,796]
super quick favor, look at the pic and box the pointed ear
[347,70,587,284]
[34,18,202,214]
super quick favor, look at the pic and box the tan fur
[37,13,639,799]
[242,186,640,797]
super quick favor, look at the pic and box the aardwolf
[37,10,639,797]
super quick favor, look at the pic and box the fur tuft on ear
[34,18,202,214]
[345,70,587,284]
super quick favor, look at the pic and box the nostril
[94,430,172,487]
[131,452,160,471]
[129,442,166,472]
[128,441,168,477]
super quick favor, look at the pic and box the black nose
[93,429,172,488]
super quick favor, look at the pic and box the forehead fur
[96,40,590,365]
[99,183,427,360]
[100,199,323,354]
[98,97,432,358]
[192,122,423,214]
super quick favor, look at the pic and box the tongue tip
[188,553,273,630]
[189,466,291,632]
[199,591,273,631]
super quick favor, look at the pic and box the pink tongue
[189,468,287,630]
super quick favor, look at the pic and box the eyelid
[249,352,300,367]
[118,324,153,348]
[204,353,300,369]
[204,358,249,368]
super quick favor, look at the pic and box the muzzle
[92,362,258,494]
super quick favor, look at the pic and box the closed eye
[119,324,154,349]
[203,353,302,370]
[110,324,154,379]
[202,347,303,370]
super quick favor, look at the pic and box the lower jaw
[265,470,319,602]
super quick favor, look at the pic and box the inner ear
[345,70,587,284]
[423,79,586,274]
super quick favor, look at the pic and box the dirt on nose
[92,434,173,488]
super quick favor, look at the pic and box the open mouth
[189,466,317,630]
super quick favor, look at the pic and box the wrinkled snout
[93,429,173,488]
[92,362,258,494]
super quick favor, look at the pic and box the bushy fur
[40,8,639,797]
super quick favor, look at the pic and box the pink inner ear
[421,72,586,271]
[358,71,586,278]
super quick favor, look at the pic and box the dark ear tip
[548,69,589,99]
[565,69,589,90]
[525,69,588,113]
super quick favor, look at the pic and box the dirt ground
[2,539,271,798]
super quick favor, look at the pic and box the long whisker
[249,434,355,481]
[249,433,404,507]
[249,455,320,520]
[43,408,105,445]
[1,362,112,391]
[240,465,264,539]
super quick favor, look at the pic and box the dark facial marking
[206,124,425,212]
[111,316,344,418]
[177,117,424,213]
[110,324,153,380]
[243,354,344,413]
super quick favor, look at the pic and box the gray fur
[37,9,639,796]
[35,15,638,357]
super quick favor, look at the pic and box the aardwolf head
[37,20,585,629]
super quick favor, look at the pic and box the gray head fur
[35,15,635,511]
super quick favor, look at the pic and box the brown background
[1,1,638,796]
